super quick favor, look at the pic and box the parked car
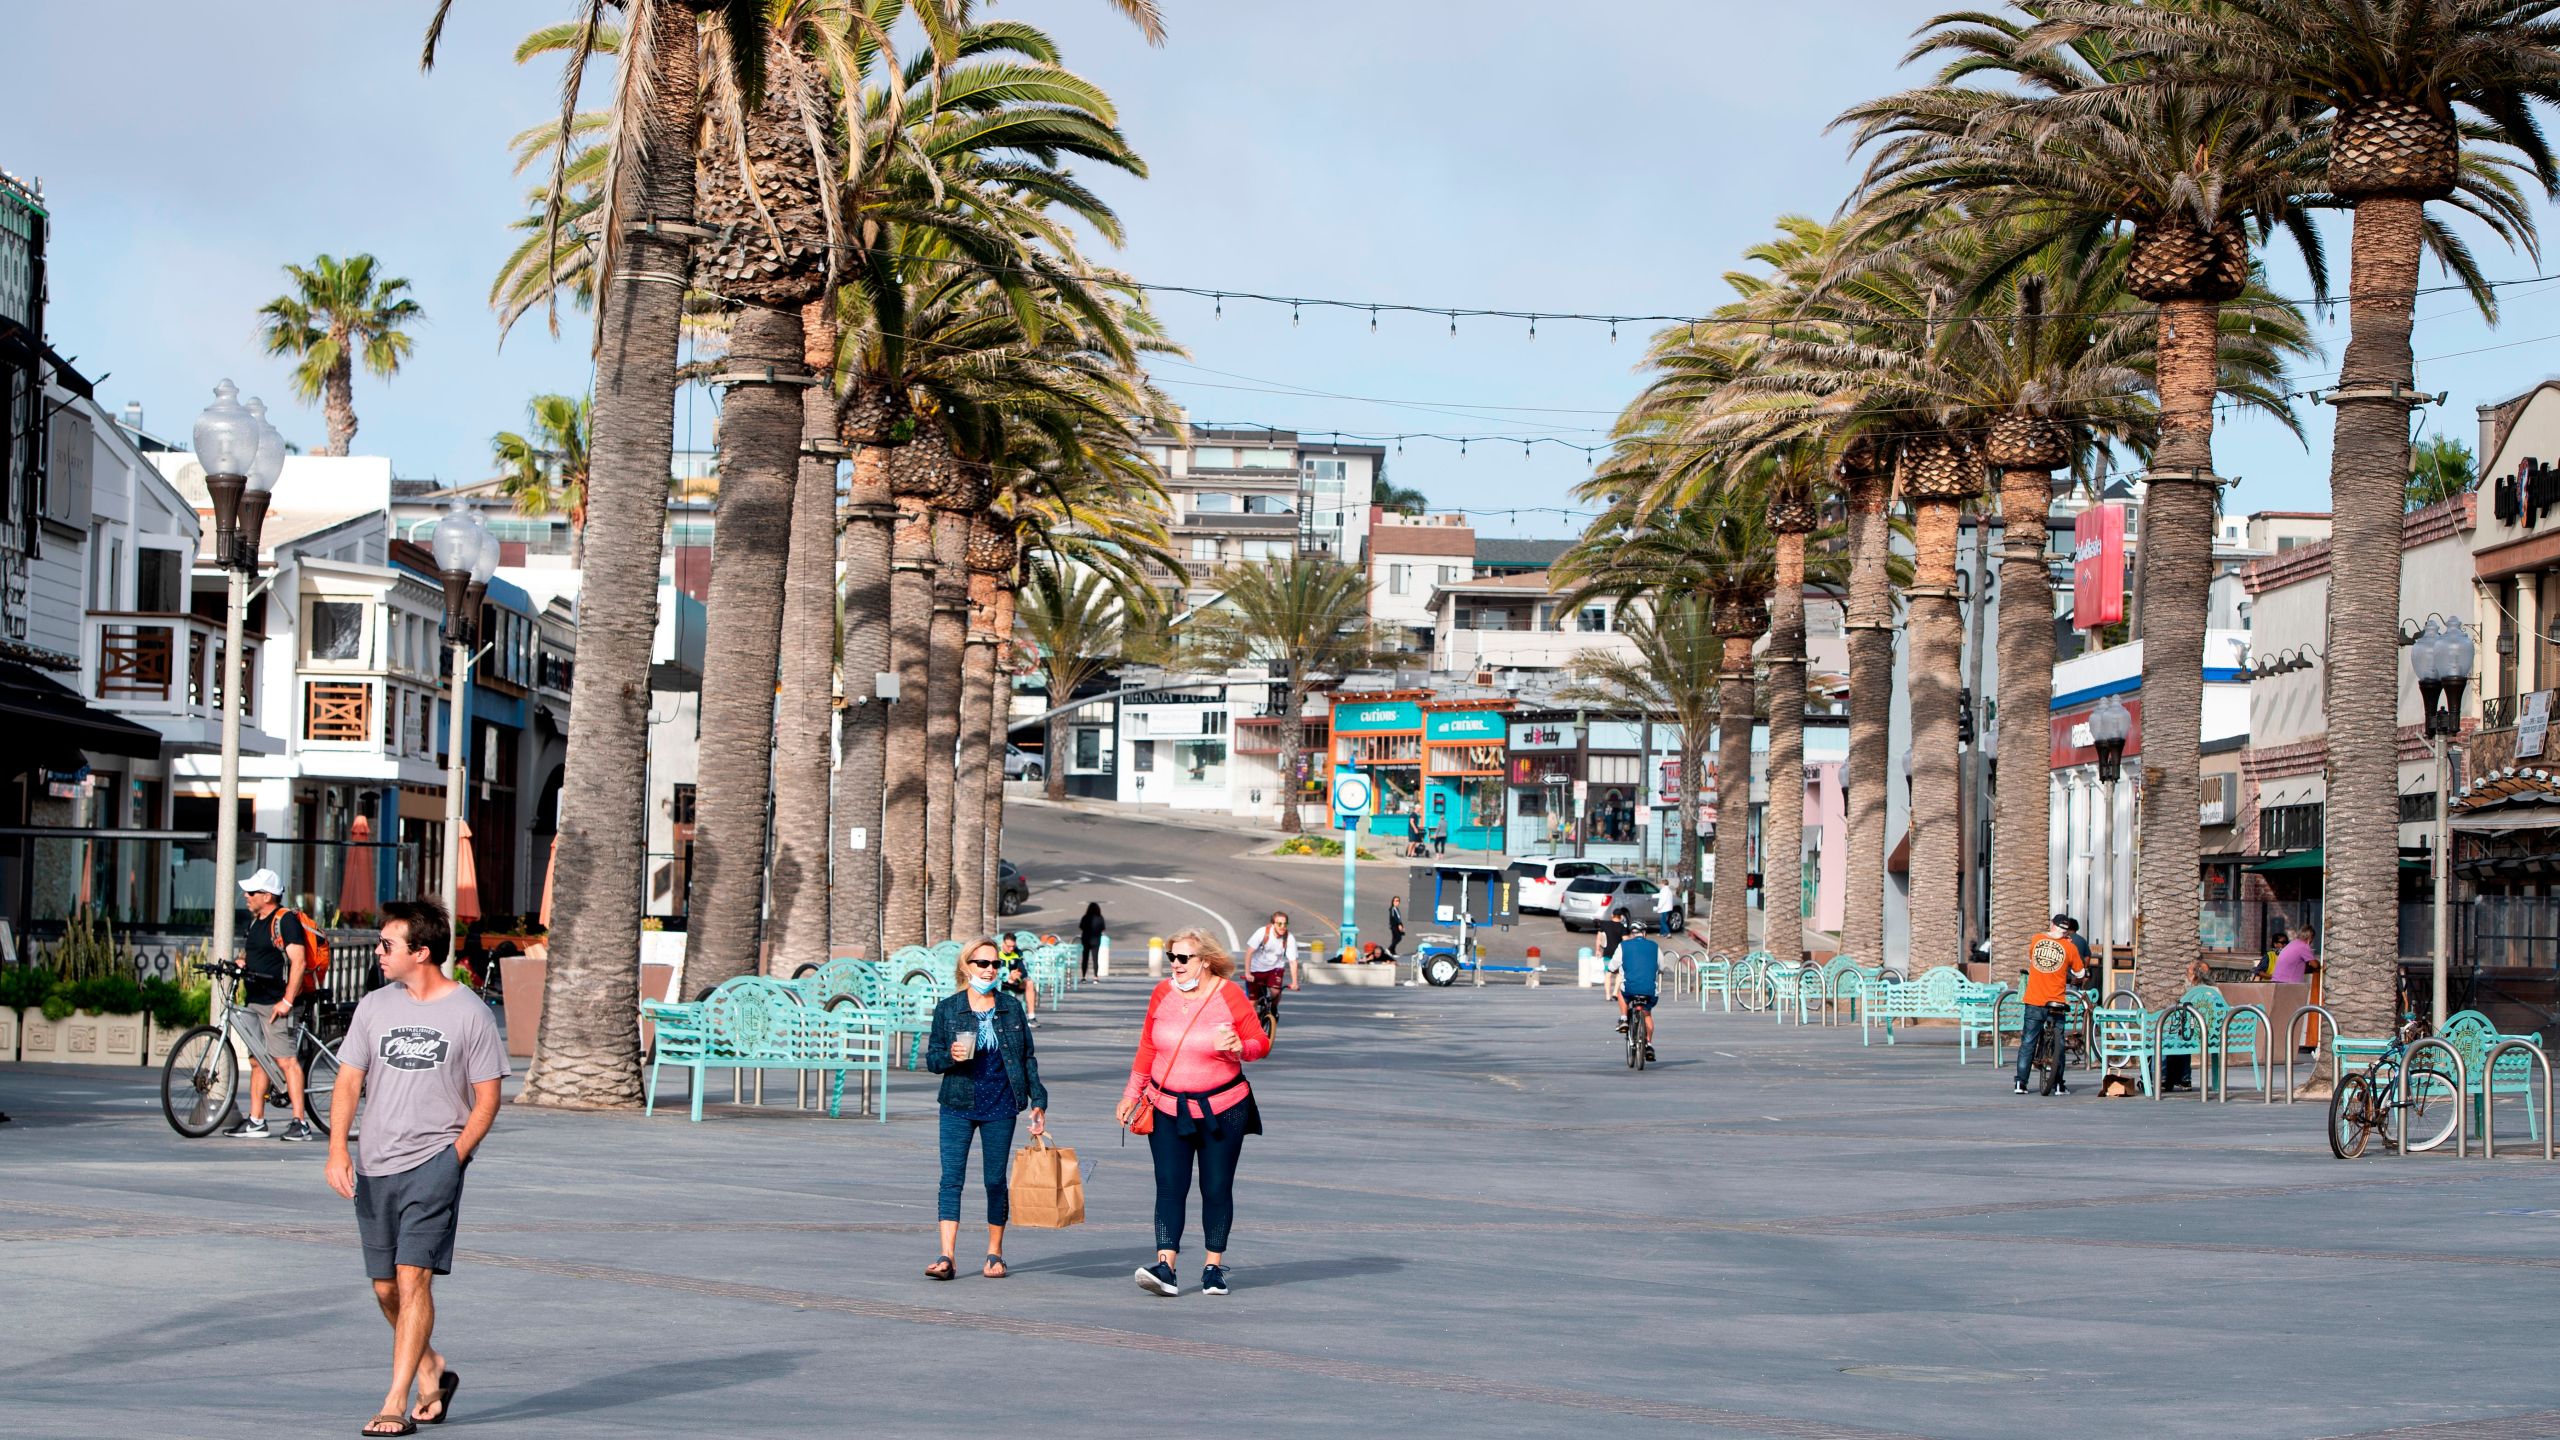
[1558,874,1683,933]
[996,858,1029,916]
[1504,857,1619,914]
[1004,744,1044,782]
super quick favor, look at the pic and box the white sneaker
[223,1117,270,1139]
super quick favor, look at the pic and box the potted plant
[141,969,211,1067]
[0,963,53,1060]
[26,908,149,1065]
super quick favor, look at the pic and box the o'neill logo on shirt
[378,1026,450,1071]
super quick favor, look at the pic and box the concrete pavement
[6,970,2560,1439]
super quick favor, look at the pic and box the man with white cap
[227,867,317,1141]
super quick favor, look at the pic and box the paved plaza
[6,978,2559,1439]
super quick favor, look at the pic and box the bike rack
[2397,1036,2470,1160]
[2152,1002,2206,1102]
[2108,989,2144,1012]
[2278,1005,2337,1105]
[2212,1003,2273,1104]
[2481,1039,2556,1162]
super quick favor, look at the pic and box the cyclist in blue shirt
[1605,908,1661,1064]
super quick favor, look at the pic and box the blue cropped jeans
[937,1106,1017,1225]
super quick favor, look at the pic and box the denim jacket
[924,990,1047,1114]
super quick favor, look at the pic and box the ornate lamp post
[2087,693,2132,991]
[193,381,283,961]
[2410,617,2475,1024]
[430,503,498,916]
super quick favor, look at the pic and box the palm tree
[2048,0,2552,1032]
[255,253,423,456]
[1017,567,1141,802]
[1373,480,1430,516]
[1186,557,1383,833]
[1762,459,1827,962]
[1838,10,2328,988]
[490,393,592,566]
[431,0,755,1107]
[1556,592,1724,921]
[2409,434,2476,510]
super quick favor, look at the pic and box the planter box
[22,1010,149,1065]
[500,955,546,1060]
[0,1006,16,1060]
[147,1020,184,1068]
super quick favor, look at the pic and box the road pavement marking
[1113,874,1239,949]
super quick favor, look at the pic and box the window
[1238,449,1292,470]
[1440,565,1459,587]
[1172,739,1227,783]
[2398,790,2437,824]
[1578,605,1609,633]
[308,601,366,662]
[1192,492,1238,513]
[1516,790,1546,818]
[1588,754,1643,786]
[1243,494,1294,515]
[304,681,372,742]
[43,408,92,525]
[1389,564,1410,596]
[1191,537,1221,564]
[1204,711,1228,734]
[1073,727,1102,770]
[1239,539,1287,563]
[1132,740,1154,772]
[1303,458,1347,481]
[1191,447,1236,470]
[2261,802,2324,854]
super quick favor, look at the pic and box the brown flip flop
[414,1368,459,1425]
[361,1416,417,1437]
[925,1254,957,1281]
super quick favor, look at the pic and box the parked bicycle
[2024,1001,2069,1095]
[2328,1015,2459,1159]
[160,960,353,1139]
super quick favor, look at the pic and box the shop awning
[2245,849,2323,874]
[0,660,162,762]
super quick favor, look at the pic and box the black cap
[2051,912,2077,931]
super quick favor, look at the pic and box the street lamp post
[192,382,282,963]
[2088,694,2132,996]
[431,503,498,918]
[2410,617,2474,1026]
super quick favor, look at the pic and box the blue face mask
[969,975,998,995]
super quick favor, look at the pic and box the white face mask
[1171,975,1201,992]
[969,976,998,995]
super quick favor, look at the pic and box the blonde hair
[1164,928,1235,981]
[953,938,1005,995]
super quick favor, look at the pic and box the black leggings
[1148,1119,1245,1254]
[1080,936,1101,977]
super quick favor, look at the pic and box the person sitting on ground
[999,934,1039,1028]
[2012,917,2087,1096]
[1613,920,1663,1063]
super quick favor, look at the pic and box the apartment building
[1140,428,1384,604]
[1370,512,1473,653]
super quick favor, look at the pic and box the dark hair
[380,898,453,970]
[1082,902,1103,921]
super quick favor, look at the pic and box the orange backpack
[272,909,332,999]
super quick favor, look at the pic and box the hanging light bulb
[1213,293,1223,320]
[1292,302,1301,327]
[1528,317,1537,341]
[1448,312,1458,338]
[1369,307,1378,333]
[1609,321,1618,344]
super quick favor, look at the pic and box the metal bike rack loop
[2108,989,2144,1012]
[2481,1039,2556,1162]
[2397,1037,2470,1160]
[2279,1005,2337,1105]
[2152,1003,2206,1102]
[2212,1004,2273,1104]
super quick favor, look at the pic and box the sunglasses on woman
[1166,951,1200,964]
[963,956,1000,970]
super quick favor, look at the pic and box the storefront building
[1331,693,1425,841]
[1115,687,1231,811]
[1421,701,1510,852]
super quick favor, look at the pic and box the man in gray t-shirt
[325,899,503,1436]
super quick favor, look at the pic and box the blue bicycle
[2328,1015,2459,1158]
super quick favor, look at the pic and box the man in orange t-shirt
[2012,919,2086,1095]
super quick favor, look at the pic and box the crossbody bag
[1125,979,1224,1138]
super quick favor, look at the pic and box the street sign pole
[1332,769,1372,963]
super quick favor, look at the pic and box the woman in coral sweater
[1115,928,1270,1297]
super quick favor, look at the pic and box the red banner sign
[2073,503,2126,629]
[2050,696,2143,769]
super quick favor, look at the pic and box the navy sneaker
[276,1119,320,1142]
[1202,1264,1229,1296]
[1135,1261,1179,1297]
[2012,1081,2028,1095]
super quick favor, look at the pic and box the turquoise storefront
[1422,704,1510,853]
[1331,696,1424,840]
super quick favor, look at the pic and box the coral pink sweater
[1123,978,1270,1115]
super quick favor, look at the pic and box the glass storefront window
[1172,739,1226,786]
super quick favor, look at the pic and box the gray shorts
[232,1006,296,1073]
[354,1146,465,1279]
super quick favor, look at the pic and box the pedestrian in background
[325,897,504,1436]
[1386,894,1406,957]
[1078,902,1106,980]
[925,937,1047,1281]
[1116,928,1268,1298]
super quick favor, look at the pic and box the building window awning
[0,660,163,762]
[2244,849,2324,874]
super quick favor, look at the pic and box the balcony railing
[83,611,256,721]
[2482,692,2524,730]
[305,681,373,743]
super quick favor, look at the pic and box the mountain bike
[1624,994,1655,1070]
[2328,1017,2459,1159]
[1248,973,1286,1041]
[160,961,351,1138]
[2025,1002,2069,1095]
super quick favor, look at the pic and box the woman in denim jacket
[923,937,1048,1280]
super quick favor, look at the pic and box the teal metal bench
[1817,956,1880,1027]
[645,977,888,1123]
[1988,989,2094,1066]
[2337,1011,2545,1139]
[1859,968,2005,1059]
[2091,1006,2205,1095]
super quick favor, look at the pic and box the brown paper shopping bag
[1009,1134,1085,1229]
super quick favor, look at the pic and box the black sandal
[361,1416,417,1437]
[414,1368,459,1425]
[925,1254,957,1281]
[983,1254,1008,1279]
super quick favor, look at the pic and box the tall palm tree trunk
[831,386,898,959]
[1709,632,1758,955]
[2321,196,2429,1038]
[986,582,1017,934]
[2131,296,2228,1001]
[1906,494,1968,974]
[521,0,698,1110]
[323,347,357,457]
[1764,531,1809,962]
[1990,459,2058,960]
[952,522,1004,939]
[767,301,837,977]
[1042,692,1072,802]
[1841,462,1895,967]
[1675,729,1706,916]
[882,488,936,953]
[925,510,970,941]
[1275,680,1306,833]
[682,303,802,990]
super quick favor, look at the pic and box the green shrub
[138,976,208,1031]
[41,992,72,1022]
[0,964,55,1011]
[65,973,147,1017]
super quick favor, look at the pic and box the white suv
[1505,857,1618,914]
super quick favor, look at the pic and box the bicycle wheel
[2328,1073,2376,1160]
[2036,1021,2064,1096]
[302,1043,339,1131]
[2401,1062,2462,1153]
[1259,996,1281,1042]
[161,1026,239,1138]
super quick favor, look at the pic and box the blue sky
[16,2,2560,535]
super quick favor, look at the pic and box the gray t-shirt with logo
[342,984,507,1177]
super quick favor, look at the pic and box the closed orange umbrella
[337,814,377,921]
[539,837,557,929]
[454,818,482,925]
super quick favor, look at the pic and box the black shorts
[354,1145,465,1279]
[1623,992,1658,1012]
